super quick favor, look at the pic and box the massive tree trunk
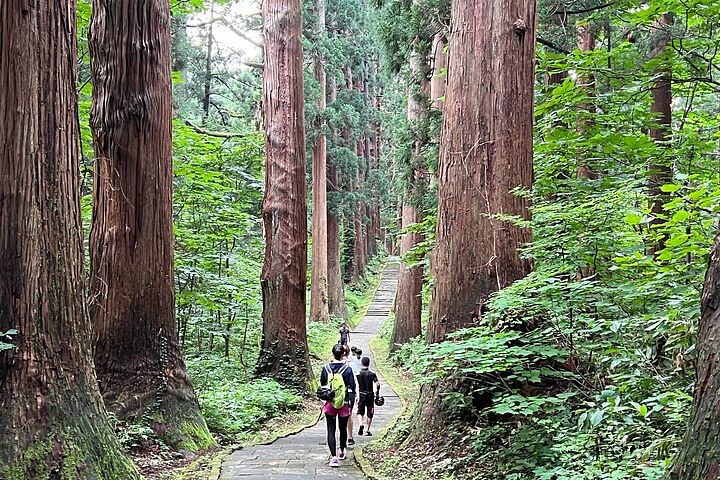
[648,13,673,256]
[255,0,312,390]
[666,230,720,480]
[426,0,535,344]
[393,44,426,352]
[310,0,330,323]
[327,75,349,320]
[0,2,139,477]
[89,0,213,450]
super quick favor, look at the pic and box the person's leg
[357,402,365,435]
[366,406,375,434]
[325,414,337,457]
[348,407,354,442]
[339,415,349,451]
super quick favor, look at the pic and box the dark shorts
[357,393,374,419]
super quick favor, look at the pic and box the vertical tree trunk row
[327,73,349,320]
[393,42,426,352]
[0,1,139,476]
[310,0,331,323]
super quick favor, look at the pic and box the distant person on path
[357,356,380,436]
[339,323,350,346]
[320,343,356,467]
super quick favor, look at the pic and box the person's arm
[345,368,356,394]
[320,366,328,386]
[373,373,380,392]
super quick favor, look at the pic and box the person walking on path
[356,356,380,436]
[320,343,356,467]
[342,345,357,446]
[339,322,350,346]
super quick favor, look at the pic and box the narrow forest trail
[219,262,401,479]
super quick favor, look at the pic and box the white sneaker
[329,456,339,467]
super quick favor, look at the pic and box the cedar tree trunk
[666,230,720,480]
[89,0,212,450]
[426,0,535,344]
[0,1,139,477]
[310,0,330,322]
[255,0,312,390]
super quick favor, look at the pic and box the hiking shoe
[358,426,364,436]
[348,438,355,446]
[339,450,347,460]
[329,457,339,467]
[365,431,373,436]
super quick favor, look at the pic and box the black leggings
[325,414,349,456]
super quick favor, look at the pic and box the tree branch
[184,119,249,139]
[537,37,571,54]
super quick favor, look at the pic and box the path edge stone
[207,412,322,480]
[353,303,412,480]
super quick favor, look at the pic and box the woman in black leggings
[320,344,356,467]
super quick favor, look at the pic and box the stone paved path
[219,262,401,479]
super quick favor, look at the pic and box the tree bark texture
[576,23,598,181]
[255,0,312,390]
[648,13,673,256]
[666,230,720,480]
[426,0,535,345]
[392,204,423,352]
[89,0,213,450]
[393,45,426,352]
[310,0,330,323]
[0,1,139,477]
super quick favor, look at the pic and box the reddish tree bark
[255,0,312,390]
[393,44,426,352]
[0,1,139,476]
[89,0,212,448]
[310,0,330,323]
[648,13,673,256]
[392,204,423,351]
[427,0,535,345]
[666,230,720,479]
[327,74,349,320]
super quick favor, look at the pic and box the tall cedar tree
[392,45,426,352]
[310,0,331,323]
[327,73,350,319]
[426,0,535,345]
[666,230,720,479]
[0,1,139,477]
[256,0,312,389]
[88,0,212,447]
[648,13,673,256]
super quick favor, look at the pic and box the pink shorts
[323,401,351,417]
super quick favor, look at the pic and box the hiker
[339,322,350,346]
[320,343,356,467]
[356,356,380,437]
[348,346,362,376]
[342,345,357,446]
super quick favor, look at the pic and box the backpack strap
[323,364,333,385]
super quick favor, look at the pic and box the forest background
[2,0,720,478]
